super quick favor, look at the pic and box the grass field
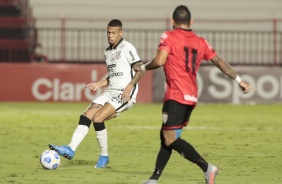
[0,102,281,184]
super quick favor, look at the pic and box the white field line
[110,125,281,132]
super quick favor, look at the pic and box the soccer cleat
[48,144,75,160]
[141,179,158,184]
[94,155,109,168]
[204,164,219,184]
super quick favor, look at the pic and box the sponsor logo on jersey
[184,94,198,102]
[109,72,123,78]
[108,64,116,68]
[108,64,116,73]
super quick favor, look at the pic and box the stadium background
[0,0,282,103]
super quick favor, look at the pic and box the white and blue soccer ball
[40,150,60,170]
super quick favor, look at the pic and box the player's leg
[143,130,172,184]
[161,129,219,184]
[92,102,116,168]
[67,103,102,151]
[143,100,218,183]
[170,132,219,184]
[143,101,176,183]
[161,100,219,184]
[101,100,133,121]
[93,100,134,168]
[48,102,102,160]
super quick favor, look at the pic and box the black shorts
[161,100,194,130]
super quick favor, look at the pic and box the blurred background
[0,0,281,103]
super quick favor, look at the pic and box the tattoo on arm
[130,61,146,86]
[210,55,237,80]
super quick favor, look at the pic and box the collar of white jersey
[110,38,124,50]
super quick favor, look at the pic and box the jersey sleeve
[158,31,171,53]
[202,38,217,60]
[125,43,141,64]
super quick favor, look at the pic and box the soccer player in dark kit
[138,5,255,184]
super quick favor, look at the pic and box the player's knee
[162,129,181,146]
[163,134,177,146]
[164,138,176,147]
[81,112,93,121]
[92,114,104,122]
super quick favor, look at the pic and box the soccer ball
[40,150,60,170]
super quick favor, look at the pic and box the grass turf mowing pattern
[0,102,281,184]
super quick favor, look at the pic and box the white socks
[68,125,89,151]
[68,123,108,156]
[96,129,108,156]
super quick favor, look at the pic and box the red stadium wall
[0,63,153,102]
[2,63,282,104]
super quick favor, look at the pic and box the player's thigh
[93,102,116,122]
[83,102,103,120]
[162,129,178,145]
[104,101,134,121]
[116,101,134,115]
[162,100,193,130]
[92,90,134,121]
[86,92,111,120]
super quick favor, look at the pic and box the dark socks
[169,138,208,172]
[149,145,172,180]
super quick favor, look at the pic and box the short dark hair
[173,5,191,25]
[108,19,122,27]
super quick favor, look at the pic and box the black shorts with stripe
[162,100,194,130]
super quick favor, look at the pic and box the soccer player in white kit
[49,19,145,168]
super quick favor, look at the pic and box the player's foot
[94,155,109,168]
[48,144,75,160]
[141,179,158,184]
[204,164,219,184]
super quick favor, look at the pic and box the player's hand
[122,84,133,102]
[85,83,100,91]
[239,81,256,94]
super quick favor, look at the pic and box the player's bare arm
[210,55,237,80]
[85,77,109,91]
[122,61,145,102]
[211,55,256,93]
[144,50,169,70]
[131,61,146,85]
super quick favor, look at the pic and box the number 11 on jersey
[184,46,198,74]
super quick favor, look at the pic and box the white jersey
[104,38,141,103]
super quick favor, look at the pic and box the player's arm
[130,61,146,86]
[85,77,109,91]
[141,49,169,71]
[210,55,237,79]
[210,55,256,93]
[122,61,145,102]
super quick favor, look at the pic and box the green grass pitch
[0,102,281,184]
